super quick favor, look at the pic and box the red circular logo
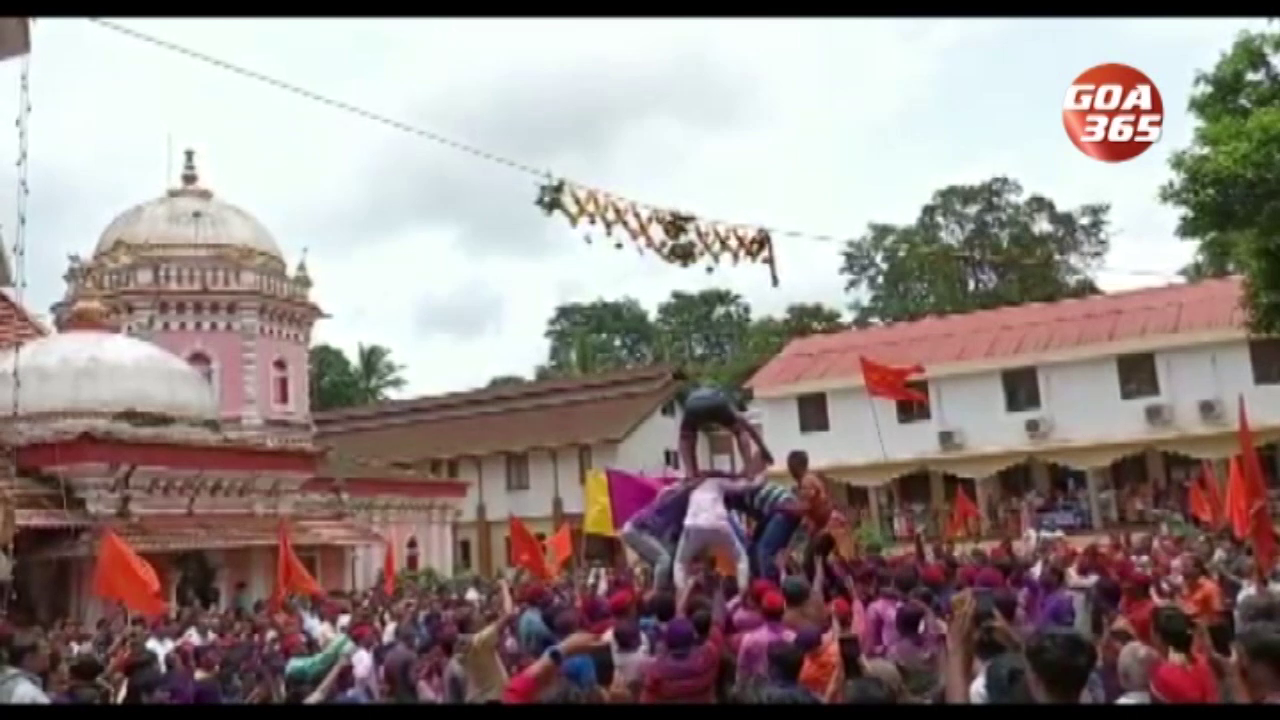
[1062,63,1164,163]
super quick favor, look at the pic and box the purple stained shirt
[628,484,694,543]
[864,597,901,658]
[1036,589,1076,630]
[736,621,795,682]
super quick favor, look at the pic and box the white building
[748,277,1280,540]
[316,365,717,577]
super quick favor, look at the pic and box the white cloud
[0,18,1265,395]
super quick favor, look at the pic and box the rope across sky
[85,18,1180,282]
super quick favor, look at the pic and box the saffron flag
[859,356,927,403]
[92,529,168,618]
[271,520,323,611]
[1188,476,1214,526]
[546,523,574,572]
[1238,396,1276,577]
[0,18,30,63]
[509,516,550,580]
[947,486,981,539]
[382,538,396,596]
[1225,456,1250,541]
[1200,459,1224,529]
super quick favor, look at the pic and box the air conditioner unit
[1144,402,1174,427]
[1024,416,1053,440]
[1198,398,1225,424]
[937,429,965,452]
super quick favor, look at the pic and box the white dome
[0,330,217,421]
[92,150,282,261]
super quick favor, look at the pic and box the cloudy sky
[0,18,1264,396]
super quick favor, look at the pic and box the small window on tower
[187,352,214,386]
[272,358,290,406]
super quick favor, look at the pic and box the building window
[506,453,530,491]
[272,358,291,406]
[1116,353,1160,400]
[457,539,472,570]
[1250,338,1280,385]
[660,400,677,417]
[578,445,592,485]
[708,432,735,456]
[796,392,830,434]
[895,381,932,424]
[428,459,444,476]
[663,449,680,469]
[446,459,460,478]
[1001,367,1042,412]
[187,352,215,386]
[405,537,419,572]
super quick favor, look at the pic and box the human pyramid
[620,385,855,595]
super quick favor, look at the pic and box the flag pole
[865,393,890,461]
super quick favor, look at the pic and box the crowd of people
[2,386,1280,704]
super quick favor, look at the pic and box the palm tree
[351,343,407,404]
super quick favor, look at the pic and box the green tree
[309,343,360,411]
[1161,26,1280,331]
[542,298,656,377]
[351,343,408,404]
[724,303,848,390]
[654,289,753,387]
[839,177,1108,325]
[485,374,527,388]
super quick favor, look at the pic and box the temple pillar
[1086,467,1107,531]
[975,475,994,536]
[928,471,945,536]
[550,448,564,527]
[476,501,492,577]
[867,485,883,534]
[1144,448,1169,494]
[1030,458,1051,495]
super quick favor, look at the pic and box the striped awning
[28,515,384,558]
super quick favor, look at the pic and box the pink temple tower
[51,150,322,444]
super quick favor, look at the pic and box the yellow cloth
[583,469,616,537]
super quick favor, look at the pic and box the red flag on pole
[859,356,927,403]
[270,520,323,611]
[92,529,168,618]
[382,539,396,596]
[509,516,550,580]
[1238,395,1276,578]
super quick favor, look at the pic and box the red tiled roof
[0,288,46,349]
[748,276,1247,392]
[314,364,683,459]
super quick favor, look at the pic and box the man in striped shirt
[725,476,802,584]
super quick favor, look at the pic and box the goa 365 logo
[1063,63,1164,163]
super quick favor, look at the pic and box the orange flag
[382,539,397,596]
[1225,456,1250,541]
[859,356,927,403]
[92,529,169,618]
[1199,460,1224,528]
[1188,476,1214,526]
[509,516,550,580]
[546,523,574,573]
[947,486,981,539]
[271,520,323,611]
[1238,396,1276,577]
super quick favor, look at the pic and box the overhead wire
[83,18,1183,282]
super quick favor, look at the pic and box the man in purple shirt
[1034,566,1076,631]
[736,591,795,686]
[620,482,694,592]
[864,570,913,658]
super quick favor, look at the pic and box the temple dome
[92,149,283,262]
[0,301,217,421]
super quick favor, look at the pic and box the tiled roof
[314,364,683,459]
[0,288,46,349]
[749,276,1246,392]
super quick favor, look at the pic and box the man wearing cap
[640,617,722,703]
[736,590,796,685]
